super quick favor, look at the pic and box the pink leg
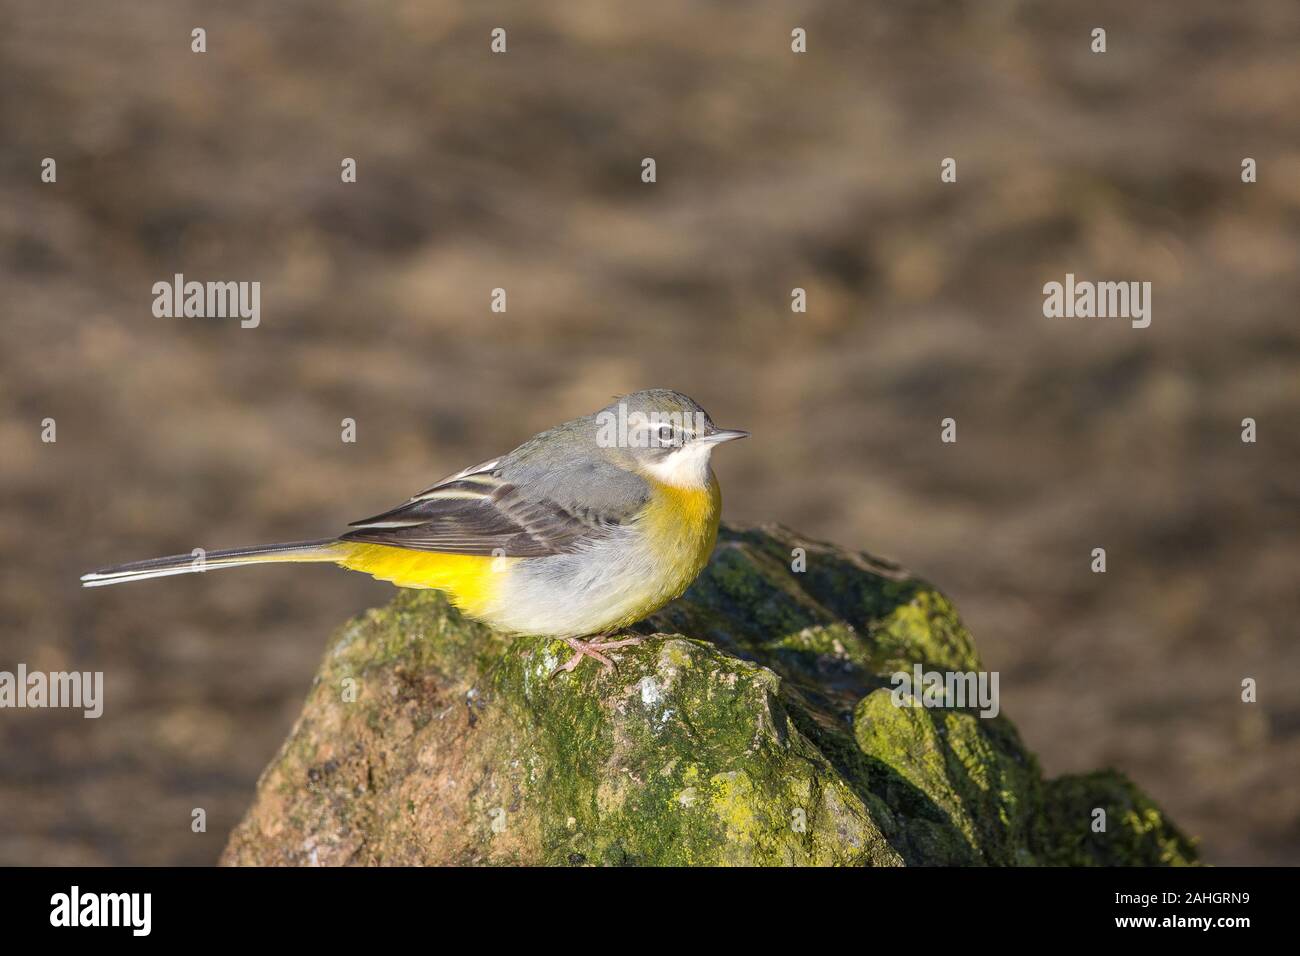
[549,635,645,677]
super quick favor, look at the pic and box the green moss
[849,688,1037,864]
[221,524,1197,867]
[474,633,896,866]
[866,590,982,672]
[1038,771,1200,866]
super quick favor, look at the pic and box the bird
[81,389,748,675]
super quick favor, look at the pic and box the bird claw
[548,635,644,678]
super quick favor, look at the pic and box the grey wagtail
[81,389,748,675]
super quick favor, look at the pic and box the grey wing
[339,455,648,557]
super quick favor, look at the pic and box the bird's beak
[700,428,750,444]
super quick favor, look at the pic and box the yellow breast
[639,473,722,593]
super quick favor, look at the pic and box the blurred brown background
[2,1,1298,865]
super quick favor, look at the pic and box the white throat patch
[641,441,716,489]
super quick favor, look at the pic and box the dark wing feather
[340,473,623,557]
[342,428,651,557]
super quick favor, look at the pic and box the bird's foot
[549,635,644,678]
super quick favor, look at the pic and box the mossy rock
[220,525,1197,866]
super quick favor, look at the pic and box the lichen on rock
[220,525,1198,866]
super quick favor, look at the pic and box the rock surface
[221,526,1198,866]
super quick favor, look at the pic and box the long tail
[80,538,343,588]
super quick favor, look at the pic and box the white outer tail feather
[80,539,339,587]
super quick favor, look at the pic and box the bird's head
[593,389,748,488]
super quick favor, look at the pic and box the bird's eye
[655,424,677,446]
